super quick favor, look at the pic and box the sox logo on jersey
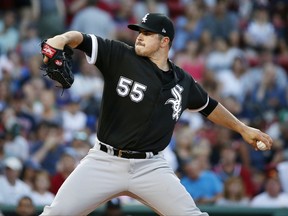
[165,84,184,121]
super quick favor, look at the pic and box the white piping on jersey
[190,95,209,112]
[85,34,98,65]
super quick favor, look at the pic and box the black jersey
[76,34,218,152]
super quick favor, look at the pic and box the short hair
[158,34,172,48]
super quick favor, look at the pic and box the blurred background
[0,0,288,215]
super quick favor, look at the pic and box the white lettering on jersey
[142,13,149,23]
[116,76,147,103]
[165,85,184,121]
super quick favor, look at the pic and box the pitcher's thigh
[41,150,127,216]
[130,161,209,215]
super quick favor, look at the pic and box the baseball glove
[40,40,74,89]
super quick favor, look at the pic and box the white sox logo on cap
[128,13,175,41]
[142,13,149,23]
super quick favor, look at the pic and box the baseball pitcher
[40,13,273,216]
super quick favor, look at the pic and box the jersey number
[116,76,147,102]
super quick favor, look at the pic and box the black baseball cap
[128,13,175,42]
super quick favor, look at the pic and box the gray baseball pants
[40,140,209,216]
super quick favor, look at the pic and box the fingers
[262,133,273,149]
[255,133,273,151]
[244,127,273,151]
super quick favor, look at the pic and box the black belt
[99,143,158,159]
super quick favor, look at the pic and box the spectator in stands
[173,1,204,52]
[5,196,37,216]
[2,108,29,162]
[206,37,242,73]
[62,95,87,143]
[250,168,266,196]
[21,77,50,120]
[9,91,37,140]
[174,39,206,82]
[181,159,223,205]
[244,6,277,51]
[250,176,288,208]
[275,38,288,73]
[266,138,287,169]
[31,0,66,39]
[17,0,35,40]
[20,159,42,189]
[26,54,47,82]
[101,198,125,216]
[213,146,255,197]
[179,109,205,135]
[31,170,55,206]
[64,0,89,26]
[277,160,288,194]
[113,0,137,45]
[0,53,14,82]
[50,150,78,195]
[30,121,66,175]
[215,56,249,103]
[247,62,287,118]
[216,176,250,206]
[69,56,104,119]
[202,0,239,40]
[279,121,288,149]
[235,0,253,29]
[70,0,116,39]
[0,80,11,112]
[0,157,31,205]
[7,50,40,94]
[200,68,221,101]
[68,131,91,160]
[0,132,5,174]
[0,10,19,54]
[174,126,194,171]
[243,50,287,118]
[270,0,288,39]
[190,138,212,171]
[18,22,41,64]
[36,89,62,125]
[133,0,168,22]
[209,126,250,168]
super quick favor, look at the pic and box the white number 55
[116,76,147,102]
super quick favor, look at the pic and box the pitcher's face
[135,30,162,57]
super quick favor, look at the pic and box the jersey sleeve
[75,33,96,64]
[187,78,218,116]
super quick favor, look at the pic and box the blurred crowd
[0,0,288,214]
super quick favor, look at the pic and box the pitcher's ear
[161,36,170,47]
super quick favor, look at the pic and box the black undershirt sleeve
[75,33,92,57]
[199,97,218,117]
